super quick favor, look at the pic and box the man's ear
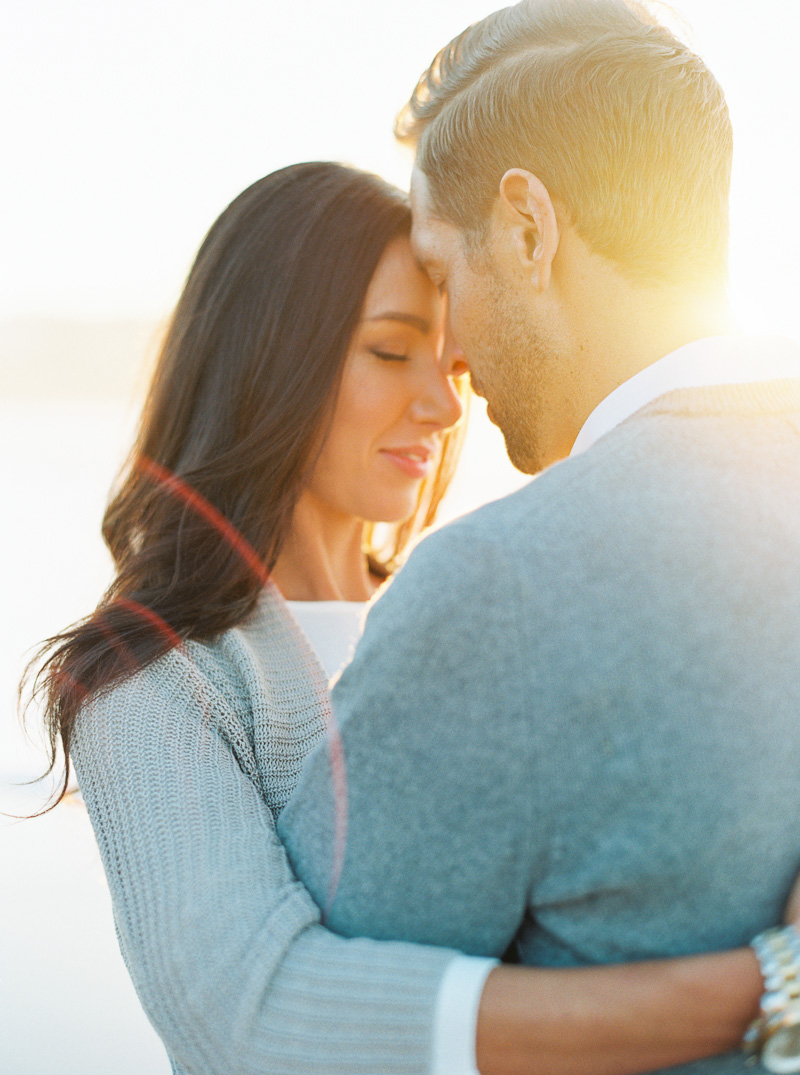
[496,169,559,292]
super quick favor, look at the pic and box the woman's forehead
[361,237,442,328]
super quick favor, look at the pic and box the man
[279,2,800,1072]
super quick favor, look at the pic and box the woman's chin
[362,489,424,527]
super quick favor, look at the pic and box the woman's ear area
[494,169,560,293]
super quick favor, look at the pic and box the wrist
[744,925,800,1073]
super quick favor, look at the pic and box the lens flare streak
[128,457,349,914]
[137,455,270,585]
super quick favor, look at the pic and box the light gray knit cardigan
[70,583,454,1075]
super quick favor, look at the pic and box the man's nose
[440,323,469,380]
[425,367,464,430]
[411,360,464,430]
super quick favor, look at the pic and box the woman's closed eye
[371,349,409,362]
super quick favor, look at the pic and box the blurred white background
[2,1,799,1071]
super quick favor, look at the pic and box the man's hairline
[411,162,497,279]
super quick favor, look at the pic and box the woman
[25,162,794,1075]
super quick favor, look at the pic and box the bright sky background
[3,0,800,336]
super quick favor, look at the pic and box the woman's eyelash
[371,350,408,362]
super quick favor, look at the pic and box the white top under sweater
[287,600,367,681]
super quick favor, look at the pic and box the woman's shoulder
[72,632,247,756]
[72,585,332,815]
[77,585,319,719]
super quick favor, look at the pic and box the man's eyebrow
[364,312,430,332]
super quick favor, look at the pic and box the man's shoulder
[404,392,800,606]
[409,425,653,566]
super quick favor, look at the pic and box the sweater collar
[570,334,800,458]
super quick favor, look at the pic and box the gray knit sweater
[70,584,454,1075]
[281,381,800,1075]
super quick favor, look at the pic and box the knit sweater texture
[281,380,800,1075]
[70,584,454,1075]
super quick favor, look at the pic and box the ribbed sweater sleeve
[70,644,453,1075]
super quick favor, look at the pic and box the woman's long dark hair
[23,162,465,809]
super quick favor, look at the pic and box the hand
[783,868,800,926]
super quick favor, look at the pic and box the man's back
[280,379,800,1072]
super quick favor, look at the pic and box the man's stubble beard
[479,272,559,476]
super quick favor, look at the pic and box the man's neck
[559,282,736,462]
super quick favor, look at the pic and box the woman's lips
[379,447,434,479]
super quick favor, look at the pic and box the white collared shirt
[570,334,800,457]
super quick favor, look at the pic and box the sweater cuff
[432,955,499,1075]
[260,925,457,1074]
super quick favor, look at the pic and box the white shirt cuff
[432,954,499,1075]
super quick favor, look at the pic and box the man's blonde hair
[397,0,732,287]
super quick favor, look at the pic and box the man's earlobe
[498,169,559,292]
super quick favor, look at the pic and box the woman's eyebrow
[364,312,430,332]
